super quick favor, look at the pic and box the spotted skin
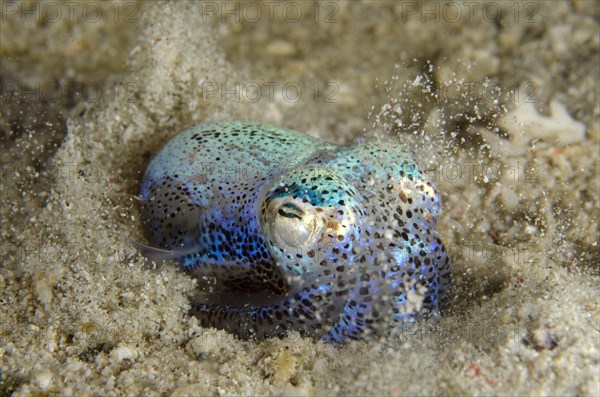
[140,120,451,342]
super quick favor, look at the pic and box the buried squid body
[139,120,451,343]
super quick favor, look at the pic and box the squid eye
[277,202,303,220]
[265,199,326,250]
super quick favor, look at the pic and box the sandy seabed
[1,1,599,396]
